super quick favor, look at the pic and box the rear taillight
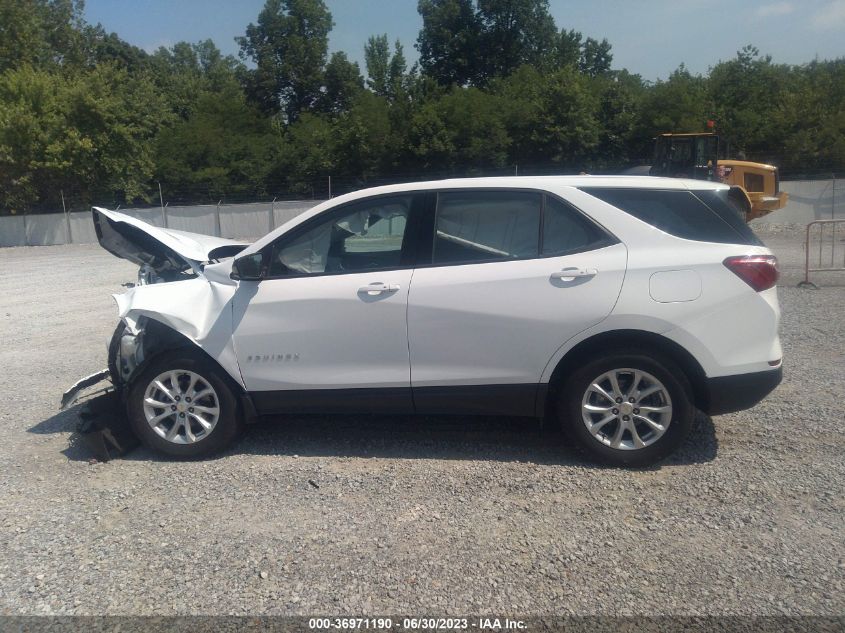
[723,255,779,292]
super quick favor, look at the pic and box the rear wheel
[127,349,242,458]
[559,351,695,467]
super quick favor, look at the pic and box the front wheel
[127,349,243,458]
[559,351,695,467]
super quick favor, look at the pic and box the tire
[127,348,243,458]
[558,350,695,467]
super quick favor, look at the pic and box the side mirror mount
[230,252,265,281]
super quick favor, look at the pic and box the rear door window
[433,191,541,265]
[580,187,761,245]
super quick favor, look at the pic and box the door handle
[551,267,597,281]
[357,282,400,295]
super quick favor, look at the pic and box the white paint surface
[649,270,702,303]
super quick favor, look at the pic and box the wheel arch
[116,316,246,392]
[137,317,209,373]
[117,316,259,422]
[542,329,709,418]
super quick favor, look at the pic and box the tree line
[1,0,843,213]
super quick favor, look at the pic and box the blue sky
[84,0,845,80]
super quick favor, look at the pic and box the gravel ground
[0,229,843,617]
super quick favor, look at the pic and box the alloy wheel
[142,370,220,444]
[580,368,673,450]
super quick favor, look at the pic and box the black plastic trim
[704,367,782,415]
[251,387,414,415]
[413,384,540,417]
[249,383,543,418]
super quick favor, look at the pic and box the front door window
[269,196,411,276]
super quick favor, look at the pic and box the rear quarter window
[694,190,763,246]
[580,187,762,246]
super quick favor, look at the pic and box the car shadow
[30,405,718,468]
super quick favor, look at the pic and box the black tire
[127,348,243,458]
[558,350,695,467]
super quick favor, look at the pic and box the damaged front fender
[112,268,245,389]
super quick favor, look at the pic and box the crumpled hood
[92,207,251,273]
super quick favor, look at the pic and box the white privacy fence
[0,200,326,248]
[1,178,843,248]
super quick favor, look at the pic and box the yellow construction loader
[649,133,788,221]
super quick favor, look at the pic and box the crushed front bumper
[60,369,112,410]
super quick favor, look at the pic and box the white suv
[81,176,782,466]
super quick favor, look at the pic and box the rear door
[407,189,627,415]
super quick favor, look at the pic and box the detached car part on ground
[64,177,783,467]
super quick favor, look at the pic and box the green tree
[408,86,509,170]
[636,65,709,139]
[476,0,558,80]
[154,80,277,200]
[147,40,242,120]
[237,0,333,121]
[388,40,408,93]
[0,0,87,72]
[492,64,599,168]
[332,92,397,182]
[556,29,582,67]
[322,51,364,114]
[275,113,336,194]
[591,70,643,167]
[580,37,613,77]
[364,34,390,96]
[365,35,410,99]
[416,0,481,86]
[708,45,789,156]
[0,63,168,211]
[3,0,844,213]
[776,59,845,171]
[83,24,148,71]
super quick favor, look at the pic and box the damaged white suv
[73,176,782,466]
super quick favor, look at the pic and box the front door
[232,193,420,414]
